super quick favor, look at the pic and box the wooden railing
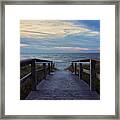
[20,58,55,100]
[70,59,100,93]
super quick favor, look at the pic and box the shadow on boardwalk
[26,70,100,100]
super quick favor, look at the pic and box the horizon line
[21,52,100,54]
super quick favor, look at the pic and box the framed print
[0,0,119,119]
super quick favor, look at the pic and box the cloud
[84,31,100,36]
[20,44,29,48]
[53,47,99,52]
[54,47,90,51]
[20,20,97,39]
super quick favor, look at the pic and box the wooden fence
[20,58,54,99]
[71,59,100,93]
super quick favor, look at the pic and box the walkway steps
[26,70,100,100]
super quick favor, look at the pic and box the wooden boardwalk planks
[26,70,100,100]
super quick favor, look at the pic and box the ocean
[21,53,100,70]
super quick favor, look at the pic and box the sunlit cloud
[30,45,96,51]
[54,47,99,52]
[20,20,99,39]
[54,47,90,51]
[84,31,100,36]
[20,44,29,48]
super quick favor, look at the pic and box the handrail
[70,59,100,93]
[82,69,99,79]
[20,58,55,99]
[35,58,52,63]
[72,59,90,62]
[35,68,44,72]
[20,72,31,84]
[20,59,32,66]
[71,59,100,63]
[20,58,52,67]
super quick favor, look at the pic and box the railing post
[90,59,96,91]
[53,63,55,69]
[71,62,74,73]
[51,62,55,72]
[50,62,53,72]
[43,63,46,79]
[48,63,51,75]
[73,63,74,73]
[31,59,36,90]
[52,63,54,69]
[79,63,83,80]
[75,63,77,75]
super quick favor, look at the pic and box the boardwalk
[26,70,100,100]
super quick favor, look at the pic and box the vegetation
[20,61,100,100]
[20,63,57,99]
[66,63,100,94]
[20,63,58,79]
[20,64,43,79]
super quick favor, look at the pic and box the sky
[20,20,100,53]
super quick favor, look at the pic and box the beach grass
[20,64,43,79]
[66,63,100,94]
[20,63,57,99]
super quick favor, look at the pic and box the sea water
[21,53,100,70]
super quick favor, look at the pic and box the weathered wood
[31,59,36,91]
[71,62,74,73]
[51,62,55,72]
[48,63,51,75]
[21,58,52,67]
[72,59,99,63]
[20,58,55,99]
[79,63,83,80]
[20,73,31,84]
[50,62,53,72]
[35,58,52,63]
[72,59,90,63]
[20,59,32,67]
[26,70,100,100]
[53,63,55,69]
[90,59,96,91]
[43,63,46,79]
[75,63,77,75]
[52,63,54,70]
